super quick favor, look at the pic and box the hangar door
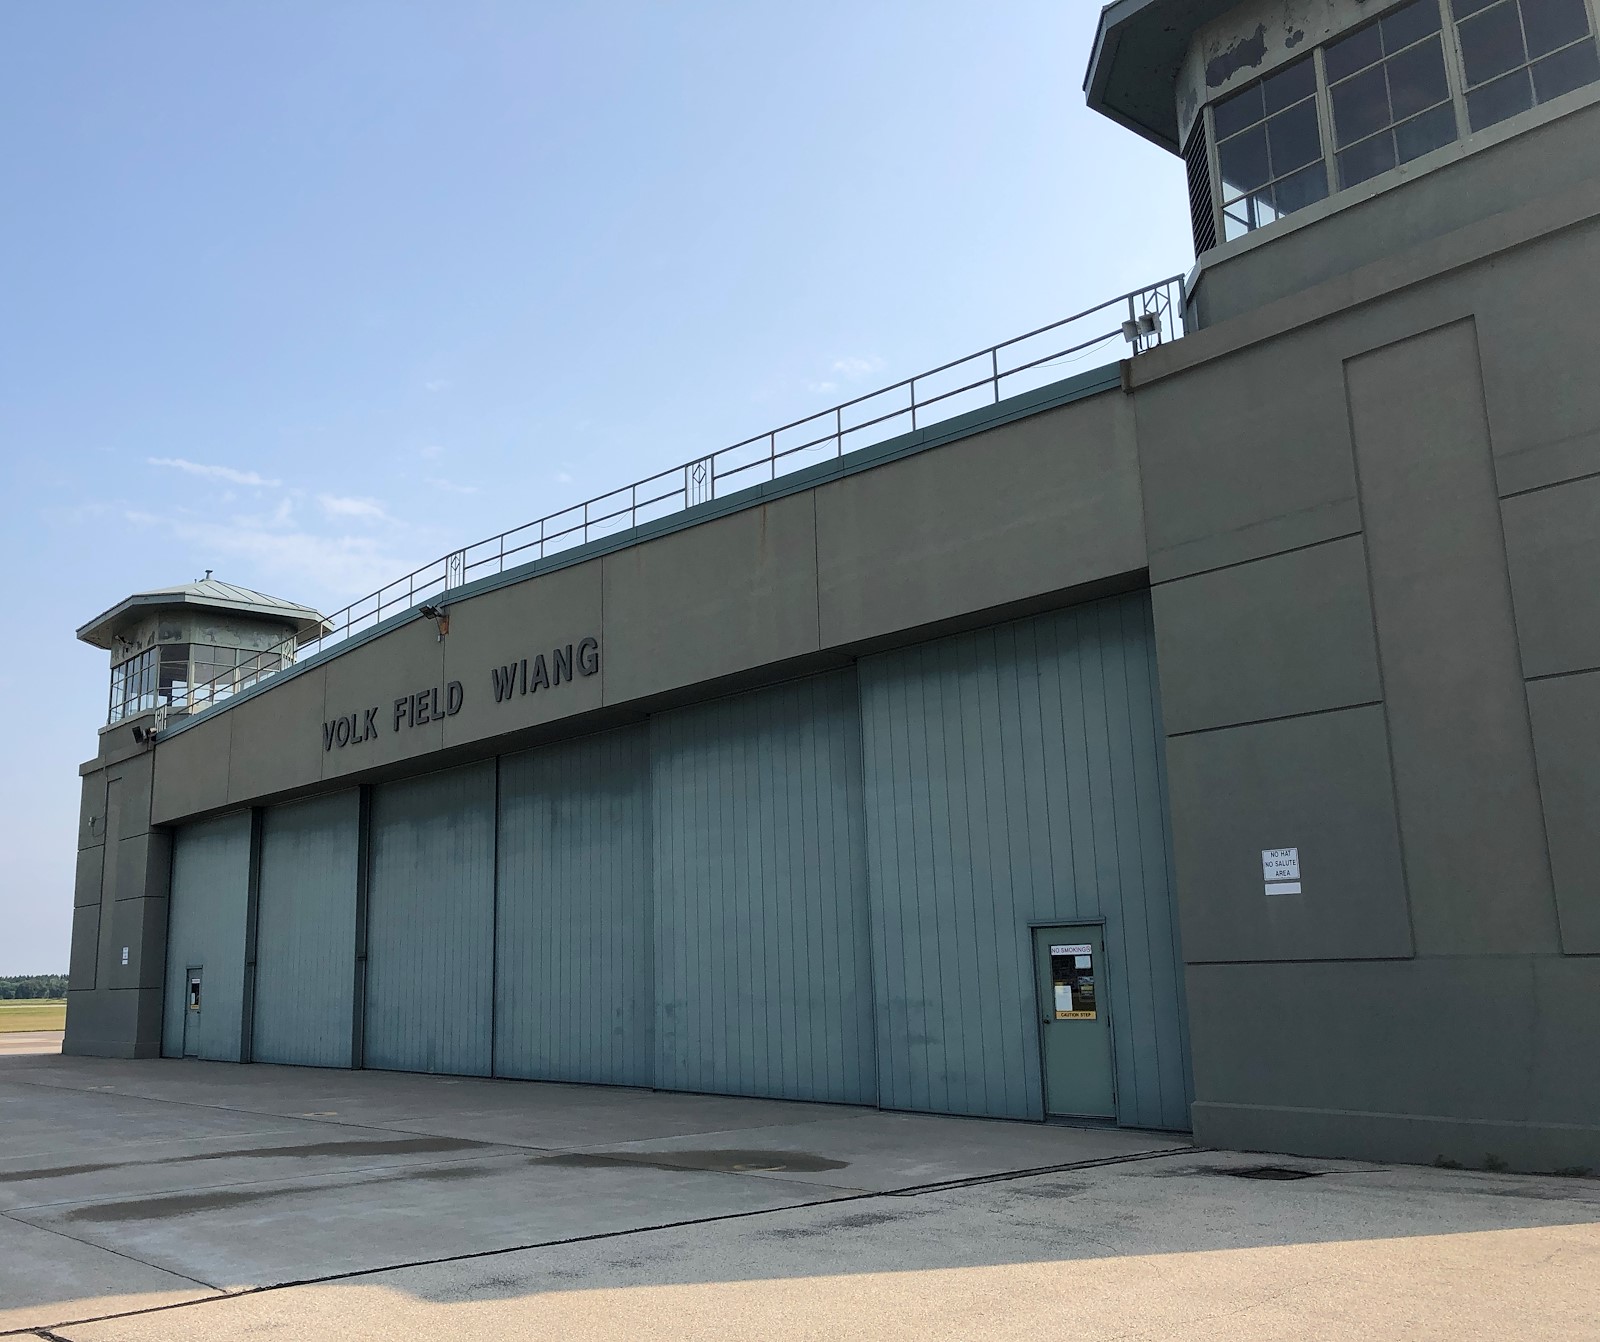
[651,671,876,1104]
[163,812,251,1061]
[859,592,1192,1130]
[251,791,360,1068]
[495,727,652,1086]
[364,762,496,1076]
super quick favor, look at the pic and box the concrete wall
[1131,163,1600,1171]
[64,743,171,1059]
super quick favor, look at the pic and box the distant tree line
[0,975,68,1000]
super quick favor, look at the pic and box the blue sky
[0,1,1189,975]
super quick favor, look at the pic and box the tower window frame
[1449,0,1600,131]
[1195,0,1600,251]
[1212,53,1332,241]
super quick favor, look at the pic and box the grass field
[0,1000,66,1032]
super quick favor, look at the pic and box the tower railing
[165,275,1186,723]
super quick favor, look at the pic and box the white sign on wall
[1262,848,1301,896]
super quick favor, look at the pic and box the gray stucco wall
[1131,162,1600,1169]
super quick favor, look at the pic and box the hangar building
[67,0,1600,1170]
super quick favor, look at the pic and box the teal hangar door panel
[163,813,251,1061]
[1035,927,1116,1118]
[651,671,877,1104]
[859,592,1191,1128]
[495,726,653,1087]
[364,762,496,1076]
[251,791,360,1068]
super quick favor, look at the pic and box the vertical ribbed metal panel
[651,671,876,1104]
[365,762,496,1076]
[252,791,359,1068]
[496,727,651,1085]
[859,592,1190,1129]
[162,812,252,1060]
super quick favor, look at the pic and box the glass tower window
[1451,0,1600,130]
[1328,0,1460,188]
[1215,56,1330,240]
[106,642,290,722]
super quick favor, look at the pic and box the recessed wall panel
[252,791,360,1068]
[1346,320,1561,955]
[859,593,1190,1129]
[651,672,876,1104]
[496,727,652,1086]
[162,812,252,1060]
[364,762,495,1076]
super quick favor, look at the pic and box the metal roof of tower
[1084,0,1238,153]
[76,578,331,650]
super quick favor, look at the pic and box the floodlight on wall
[418,603,451,639]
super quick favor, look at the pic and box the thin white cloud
[555,471,574,485]
[425,477,479,495]
[317,494,391,522]
[147,457,281,488]
[830,355,885,380]
[423,379,452,393]
[418,444,445,460]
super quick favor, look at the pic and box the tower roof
[1084,0,1237,153]
[77,577,331,651]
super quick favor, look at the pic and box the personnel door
[1034,927,1116,1119]
[182,968,202,1058]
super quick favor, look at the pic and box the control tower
[77,576,328,738]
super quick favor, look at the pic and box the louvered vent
[1184,121,1217,255]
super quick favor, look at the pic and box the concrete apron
[0,1054,1187,1332]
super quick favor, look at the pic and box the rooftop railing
[153,274,1186,727]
